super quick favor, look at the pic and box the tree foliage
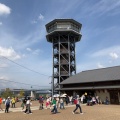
[1,88,13,98]
[19,89,24,98]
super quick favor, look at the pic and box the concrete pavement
[0,102,120,120]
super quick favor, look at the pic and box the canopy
[53,94,60,97]
[60,93,67,97]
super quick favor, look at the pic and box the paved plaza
[0,101,120,120]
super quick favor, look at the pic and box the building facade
[59,66,120,104]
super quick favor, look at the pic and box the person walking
[0,96,3,111]
[60,97,65,109]
[5,97,11,113]
[24,97,32,114]
[11,97,16,108]
[72,96,83,115]
[65,95,69,106]
[49,96,52,109]
[56,97,59,109]
[80,94,85,104]
[69,96,73,105]
[51,97,57,114]
[39,96,44,110]
[21,97,27,111]
[45,97,50,109]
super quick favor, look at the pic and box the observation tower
[46,19,82,94]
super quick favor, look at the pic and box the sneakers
[80,113,83,115]
[72,111,75,114]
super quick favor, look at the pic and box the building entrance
[109,90,119,104]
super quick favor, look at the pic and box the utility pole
[49,76,54,99]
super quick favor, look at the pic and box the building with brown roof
[58,66,120,104]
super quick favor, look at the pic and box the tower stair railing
[60,66,69,74]
[60,54,69,63]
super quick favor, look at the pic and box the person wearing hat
[5,97,11,113]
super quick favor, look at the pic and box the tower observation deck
[46,19,82,94]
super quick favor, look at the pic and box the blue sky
[0,0,120,89]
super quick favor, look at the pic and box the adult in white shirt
[24,97,32,114]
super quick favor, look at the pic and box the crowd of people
[0,96,17,113]
[0,96,32,114]
[0,94,110,115]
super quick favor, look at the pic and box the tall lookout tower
[46,19,82,94]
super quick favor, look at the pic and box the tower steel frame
[46,19,82,95]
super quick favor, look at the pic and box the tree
[19,89,24,98]
[1,88,13,98]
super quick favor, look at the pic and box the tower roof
[45,19,82,43]
[45,19,82,28]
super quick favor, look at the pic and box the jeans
[60,103,65,109]
[39,103,43,110]
[25,104,32,113]
[51,105,57,113]
[12,103,15,108]
[5,105,10,113]
[73,104,82,113]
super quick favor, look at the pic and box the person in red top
[72,95,83,115]
[0,96,3,111]
[39,96,44,110]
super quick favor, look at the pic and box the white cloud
[38,14,44,20]
[97,63,105,68]
[26,48,32,52]
[0,76,8,80]
[0,3,11,16]
[0,46,21,60]
[0,63,8,68]
[91,46,120,58]
[87,0,120,16]
[26,48,41,55]
[22,54,26,58]
[0,27,45,51]
[31,20,37,24]
[31,14,44,24]
[0,22,2,26]
[33,49,41,55]
[109,52,118,59]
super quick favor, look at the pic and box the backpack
[6,100,10,105]
[74,99,78,104]
[39,97,43,103]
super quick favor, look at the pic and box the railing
[47,26,80,33]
